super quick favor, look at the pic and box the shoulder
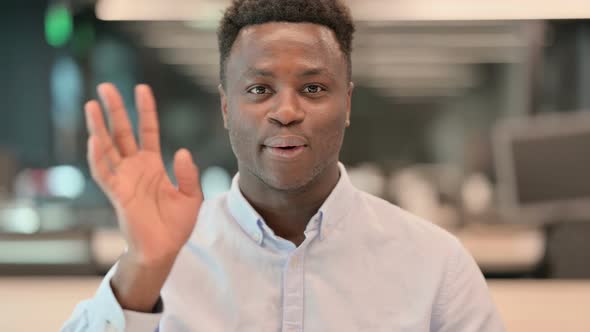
[197,193,230,218]
[188,193,234,242]
[355,190,463,258]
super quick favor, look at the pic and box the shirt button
[252,233,261,242]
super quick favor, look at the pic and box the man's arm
[60,263,163,332]
[62,83,203,331]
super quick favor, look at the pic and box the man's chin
[242,161,324,193]
[264,177,310,192]
[259,171,317,193]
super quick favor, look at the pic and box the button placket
[281,243,310,332]
[280,217,322,332]
[282,253,304,332]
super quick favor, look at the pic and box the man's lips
[262,135,308,159]
[264,145,306,159]
[262,135,308,148]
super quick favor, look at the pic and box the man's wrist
[110,253,175,312]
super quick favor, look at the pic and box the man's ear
[218,84,228,129]
[345,81,354,127]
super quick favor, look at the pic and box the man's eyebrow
[298,68,336,81]
[239,67,335,81]
[241,68,275,80]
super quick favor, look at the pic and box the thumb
[173,148,201,197]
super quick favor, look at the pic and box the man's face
[220,22,353,191]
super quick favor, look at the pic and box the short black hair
[217,0,355,86]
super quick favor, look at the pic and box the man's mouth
[274,146,300,150]
[263,135,307,147]
[262,136,308,159]
[264,145,306,158]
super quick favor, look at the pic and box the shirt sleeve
[431,239,506,332]
[60,263,163,332]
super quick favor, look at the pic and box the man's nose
[267,89,305,126]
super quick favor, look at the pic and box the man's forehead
[238,21,336,39]
[232,22,341,57]
[227,22,345,78]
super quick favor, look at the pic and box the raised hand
[85,83,203,311]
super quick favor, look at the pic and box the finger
[135,84,161,152]
[173,149,201,197]
[97,83,138,156]
[85,100,122,168]
[87,135,116,197]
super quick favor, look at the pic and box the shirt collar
[227,174,265,245]
[227,162,357,245]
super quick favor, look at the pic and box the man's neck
[238,164,340,246]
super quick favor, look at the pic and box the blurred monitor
[493,111,590,223]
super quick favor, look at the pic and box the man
[63,0,505,331]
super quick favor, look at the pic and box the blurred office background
[1,0,590,330]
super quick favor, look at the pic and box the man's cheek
[318,125,345,153]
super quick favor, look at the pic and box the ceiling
[124,20,535,98]
[85,0,556,98]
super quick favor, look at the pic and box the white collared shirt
[62,163,505,332]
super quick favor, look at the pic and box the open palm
[85,83,202,264]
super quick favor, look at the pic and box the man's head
[217,0,355,192]
[218,0,355,86]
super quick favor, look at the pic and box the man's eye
[303,85,324,94]
[247,86,270,95]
